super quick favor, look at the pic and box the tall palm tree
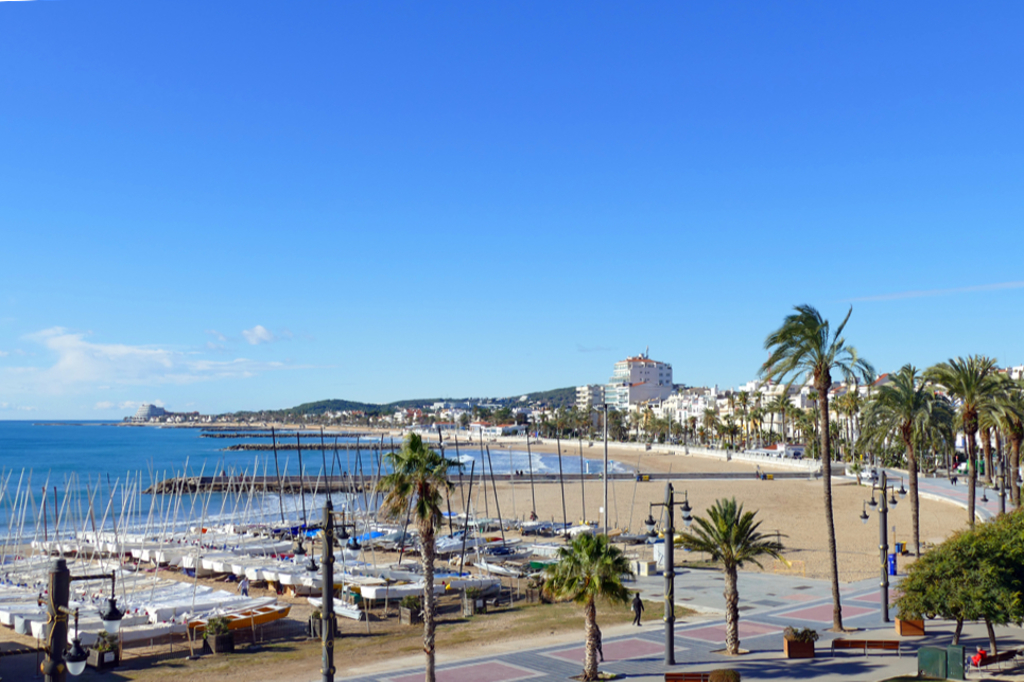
[925,356,1005,529]
[762,304,874,631]
[377,433,457,682]
[702,408,718,446]
[543,533,633,681]
[737,390,750,448]
[860,365,950,557]
[994,379,1024,507]
[679,498,784,655]
[767,393,790,445]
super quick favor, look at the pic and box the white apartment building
[652,387,716,425]
[576,384,606,410]
[605,351,674,411]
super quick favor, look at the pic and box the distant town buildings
[575,385,605,410]
[131,403,167,422]
[604,350,674,411]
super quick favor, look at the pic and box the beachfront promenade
[337,473,1018,682]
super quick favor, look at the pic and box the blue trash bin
[888,553,898,576]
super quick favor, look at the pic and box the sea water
[0,421,629,543]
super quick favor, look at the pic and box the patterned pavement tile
[386,661,542,682]
[543,637,673,663]
[677,621,782,643]
[775,603,874,623]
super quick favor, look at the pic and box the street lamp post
[307,499,359,682]
[645,482,692,666]
[597,404,610,536]
[860,471,900,623]
[43,561,124,682]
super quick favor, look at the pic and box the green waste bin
[947,645,966,680]
[917,646,947,679]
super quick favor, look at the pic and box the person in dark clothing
[631,592,644,626]
[595,623,604,662]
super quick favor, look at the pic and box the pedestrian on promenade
[595,623,604,662]
[631,592,644,626]
[239,576,250,597]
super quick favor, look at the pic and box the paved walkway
[336,469,1020,681]
[336,574,1024,682]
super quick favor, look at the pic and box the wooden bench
[830,638,901,657]
[664,673,711,682]
[972,648,1019,671]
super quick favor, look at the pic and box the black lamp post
[860,471,898,623]
[595,403,610,536]
[313,499,360,682]
[645,482,692,666]
[43,561,123,682]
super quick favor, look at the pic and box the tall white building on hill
[605,350,674,411]
[576,384,606,409]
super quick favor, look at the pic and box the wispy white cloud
[848,280,1024,303]
[4,327,303,395]
[94,401,115,410]
[576,344,614,353]
[0,349,8,357]
[242,325,275,345]
[205,329,228,343]
[0,402,36,411]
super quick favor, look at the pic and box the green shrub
[93,630,118,653]
[708,671,741,682]
[204,615,231,638]
[400,595,422,610]
[783,626,818,643]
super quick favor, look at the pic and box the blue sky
[2,1,1023,419]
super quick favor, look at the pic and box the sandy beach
[442,438,968,583]
[165,424,972,583]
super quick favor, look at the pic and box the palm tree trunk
[982,427,993,484]
[725,565,740,655]
[583,597,599,681]
[816,376,844,632]
[966,429,977,529]
[1011,437,1021,506]
[906,440,920,558]
[421,522,437,682]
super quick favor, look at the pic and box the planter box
[525,588,541,604]
[399,606,422,625]
[896,618,925,636]
[783,639,815,659]
[204,633,235,654]
[634,561,658,577]
[87,649,120,670]
[462,594,486,617]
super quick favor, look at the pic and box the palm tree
[762,304,874,631]
[737,390,750,448]
[767,393,789,445]
[678,498,784,655]
[860,365,950,557]
[702,408,717,446]
[543,533,633,681]
[925,356,1005,528]
[377,433,457,682]
[994,379,1024,506]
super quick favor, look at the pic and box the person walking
[239,576,250,597]
[595,623,604,662]
[631,592,644,626]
